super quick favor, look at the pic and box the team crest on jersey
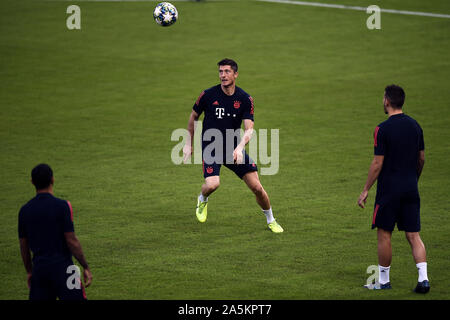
[213,101,219,106]
[206,166,213,174]
[233,101,241,109]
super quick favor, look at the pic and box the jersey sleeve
[242,95,254,121]
[192,91,207,116]
[63,201,75,233]
[18,207,26,238]
[373,125,385,155]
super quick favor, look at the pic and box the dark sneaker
[414,280,430,294]
[378,282,392,290]
[364,282,392,290]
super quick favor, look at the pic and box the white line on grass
[257,0,450,19]
[52,0,182,1]
[48,0,450,19]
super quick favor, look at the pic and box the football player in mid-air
[183,58,283,233]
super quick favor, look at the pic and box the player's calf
[202,176,220,197]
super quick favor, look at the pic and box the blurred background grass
[0,0,449,299]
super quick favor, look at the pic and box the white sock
[262,208,275,224]
[199,194,208,202]
[416,262,428,282]
[378,265,390,285]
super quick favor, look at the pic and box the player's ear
[50,176,55,185]
[383,95,390,107]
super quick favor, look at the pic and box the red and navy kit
[372,113,425,232]
[193,84,258,179]
[18,193,86,300]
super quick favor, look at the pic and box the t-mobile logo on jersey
[215,108,225,119]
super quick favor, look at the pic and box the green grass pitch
[0,0,449,299]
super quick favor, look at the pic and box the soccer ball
[153,2,178,27]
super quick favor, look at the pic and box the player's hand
[183,144,192,164]
[83,268,93,288]
[233,146,244,164]
[27,272,32,289]
[358,190,368,208]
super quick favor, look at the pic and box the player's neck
[221,84,236,96]
[388,109,403,117]
[36,186,54,195]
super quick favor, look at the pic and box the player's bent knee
[210,182,220,192]
[250,184,264,196]
[406,232,420,242]
[377,228,392,241]
[205,178,220,192]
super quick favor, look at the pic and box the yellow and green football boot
[268,219,284,233]
[196,198,208,223]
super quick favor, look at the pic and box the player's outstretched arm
[183,110,199,164]
[64,232,92,287]
[358,155,384,208]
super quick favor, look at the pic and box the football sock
[378,265,390,285]
[262,208,275,224]
[416,262,428,282]
[199,194,208,203]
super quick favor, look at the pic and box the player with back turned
[358,85,429,293]
[183,58,283,233]
[18,164,92,300]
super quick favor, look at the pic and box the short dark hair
[217,58,238,73]
[384,84,405,109]
[31,164,53,190]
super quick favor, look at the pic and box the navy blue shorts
[202,151,258,179]
[372,190,421,232]
[29,261,87,301]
